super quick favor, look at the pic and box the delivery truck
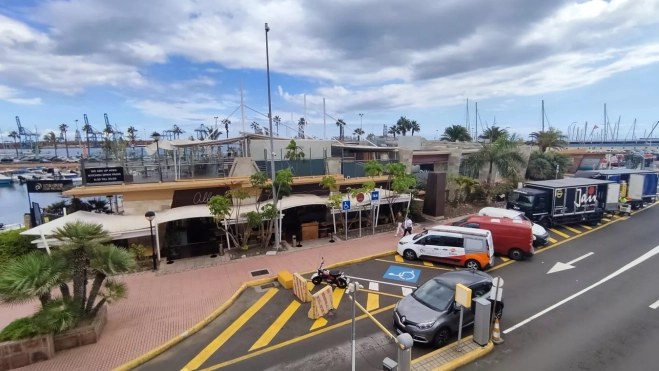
[507,178,618,228]
[574,169,658,210]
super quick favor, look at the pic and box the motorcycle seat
[329,270,342,276]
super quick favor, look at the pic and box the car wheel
[433,327,451,348]
[508,248,524,261]
[465,259,481,270]
[403,249,417,261]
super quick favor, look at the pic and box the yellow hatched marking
[500,257,511,262]
[602,218,612,222]
[549,237,557,243]
[580,225,592,230]
[423,261,434,267]
[612,215,621,219]
[394,255,404,262]
[183,288,278,371]
[366,293,380,311]
[249,301,301,351]
[307,282,314,291]
[549,228,570,239]
[563,226,582,234]
[309,318,327,331]
[310,287,345,330]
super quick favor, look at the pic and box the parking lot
[135,211,644,371]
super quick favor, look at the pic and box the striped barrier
[293,273,312,303]
[308,285,334,320]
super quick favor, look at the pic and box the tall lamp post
[359,113,363,130]
[265,22,280,249]
[214,116,219,130]
[151,132,163,182]
[144,211,158,270]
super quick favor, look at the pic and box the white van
[478,207,550,246]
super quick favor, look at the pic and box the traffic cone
[492,318,504,344]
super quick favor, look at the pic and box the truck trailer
[574,169,658,210]
[507,178,619,229]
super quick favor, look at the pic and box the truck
[574,169,658,210]
[506,178,619,229]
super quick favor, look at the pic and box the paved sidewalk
[0,217,465,371]
[412,336,493,371]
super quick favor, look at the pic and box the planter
[0,334,55,370]
[53,305,107,352]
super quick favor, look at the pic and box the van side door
[441,236,466,263]
[417,235,446,259]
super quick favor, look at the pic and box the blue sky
[2,0,659,144]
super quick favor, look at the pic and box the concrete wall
[396,136,423,150]
[326,158,341,175]
[249,139,332,160]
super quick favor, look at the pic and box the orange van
[448,216,534,260]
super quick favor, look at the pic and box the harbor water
[0,183,65,225]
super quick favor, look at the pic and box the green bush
[0,229,37,268]
[526,151,572,180]
[0,317,46,341]
[128,244,147,261]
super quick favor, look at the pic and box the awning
[21,211,152,240]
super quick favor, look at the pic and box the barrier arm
[347,293,398,344]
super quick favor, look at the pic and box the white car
[478,207,550,246]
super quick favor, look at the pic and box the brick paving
[0,217,467,371]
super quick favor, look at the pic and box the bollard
[396,333,413,371]
[329,232,335,243]
[292,235,297,247]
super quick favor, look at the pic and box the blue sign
[342,200,351,211]
[384,265,421,283]
[371,191,380,201]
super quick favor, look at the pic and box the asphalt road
[462,204,659,371]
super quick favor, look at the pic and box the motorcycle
[310,258,350,289]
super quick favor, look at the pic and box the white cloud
[0,85,42,105]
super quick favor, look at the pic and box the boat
[0,174,12,185]
[0,223,23,232]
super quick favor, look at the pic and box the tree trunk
[85,272,106,313]
[92,298,106,316]
[59,283,71,299]
[72,248,88,311]
[487,162,494,184]
[38,292,51,307]
[65,136,69,158]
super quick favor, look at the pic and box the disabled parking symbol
[384,265,421,283]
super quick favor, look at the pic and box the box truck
[574,169,658,209]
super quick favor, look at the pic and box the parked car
[393,270,504,347]
[447,215,534,260]
[476,207,550,247]
[397,226,494,270]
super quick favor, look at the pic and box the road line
[309,318,327,331]
[199,305,397,371]
[612,215,621,219]
[374,259,451,271]
[367,293,380,311]
[394,255,404,262]
[401,287,414,296]
[249,301,301,351]
[563,226,582,234]
[360,288,404,299]
[485,260,515,272]
[423,261,434,267]
[580,225,593,230]
[500,257,511,262]
[602,218,612,222]
[368,282,379,291]
[566,252,594,265]
[650,299,659,309]
[549,237,557,243]
[306,282,314,291]
[345,276,416,289]
[549,228,571,238]
[183,288,278,371]
[504,244,659,335]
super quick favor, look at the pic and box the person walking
[403,215,413,236]
[394,211,404,237]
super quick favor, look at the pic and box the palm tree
[297,118,306,138]
[44,131,58,157]
[528,127,568,152]
[336,119,346,140]
[441,125,472,142]
[126,126,137,144]
[353,128,365,141]
[82,123,92,153]
[0,252,69,306]
[222,119,231,138]
[8,131,19,156]
[204,127,223,140]
[251,121,261,133]
[465,137,527,184]
[388,125,400,138]
[479,126,509,143]
[396,116,412,136]
[273,116,281,135]
[85,244,135,314]
[410,120,420,136]
[59,124,70,157]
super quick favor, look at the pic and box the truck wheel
[508,248,524,261]
[539,219,551,229]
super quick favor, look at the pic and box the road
[462,204,659,371]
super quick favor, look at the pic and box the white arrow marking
[547,252,594,274]
[650,299,659,309]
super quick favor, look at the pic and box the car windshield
[509,191,535,207]
[412,230,428,240]
[412,279,454,312]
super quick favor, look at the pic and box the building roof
[21,211,151,238]
[525,178,614,188]
[331,143,399,151]
[574,169,656,176]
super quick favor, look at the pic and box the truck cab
[507,187,550,219]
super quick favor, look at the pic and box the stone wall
[0,334,54,370]
[53,305,107,352]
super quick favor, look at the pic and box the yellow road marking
[310,287,345,330]
[374,259,451,271]
[580,225,592,230]
[486,260,515,272]
[602,218,612,222]
[183,288,278,371]
[366,293,379,311]
[249,301,301,351]
[500,257,511,262]
[612,215,621,219]
[199,305,396,371]
[562,226,582,234]
[423,261,434,267]
[394,255,403,262]
[359,288,404,299]
[307,282,314,291]
[549,228,570,239]
[309,318,328,331]
[548,237,557,243]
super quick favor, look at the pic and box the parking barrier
[348,293,398,343]
[308,285,334,319]
[293,273,312,303]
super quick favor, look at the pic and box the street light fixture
[214,116,219,130]
[359,113,364,130]
[144,211,158,270]
[151,132,163,182]
[265,22,280,250]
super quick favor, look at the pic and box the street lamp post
[214,116,219,130]
[152,132,163,182]
[359,113,363,130]
[144,211,157,270]
[265,23,280,249]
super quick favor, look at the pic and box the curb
[433,342,493,371]
[111,250,397,371]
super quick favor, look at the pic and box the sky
[1,0,659,145]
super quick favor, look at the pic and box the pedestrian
[403,215,413,236]
[394,212,404,237]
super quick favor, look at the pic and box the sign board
[371,191,380,203]
[455,283,472,308]
[490,277,504,301]
[342,200,351,211]
[356,193,365,203]
[84,167,125,184]
[171,187,230,208]
[384,265,421,283]
[26,179,73,193]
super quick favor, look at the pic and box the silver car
[392,270,503,348]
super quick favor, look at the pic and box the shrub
[128,244,148,261]
[0,317,46,341]
[526,151,572,180]
[0,229,37,268]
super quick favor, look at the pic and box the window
[470,283,491,298]
[462,223,480,229]
[444,236,464,248]
[464,237,486,253]
[425,235,443,246]
[509,192,535,207]
[412,279,454,312]
[413,230,429,240]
